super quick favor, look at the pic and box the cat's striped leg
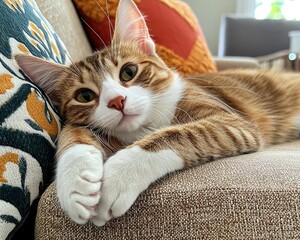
[56,125,105,224]
[92,113,263,226]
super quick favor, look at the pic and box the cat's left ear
[14,54,67,107]
[113,0,155,55]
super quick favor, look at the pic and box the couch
[218,15,300,58]
[218,15,300,72]
[15,0,300,239]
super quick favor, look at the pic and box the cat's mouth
[117,112,140,127]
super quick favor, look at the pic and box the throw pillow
[73,0,216,77]
[0,0,70,238]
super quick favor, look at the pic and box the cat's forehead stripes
[85,53,101,71]
[98,50,119,68]
[70,59,103,88]
[74,60,96,75]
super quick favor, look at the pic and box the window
[255,0,300,20]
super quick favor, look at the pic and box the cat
[15,0,300,226]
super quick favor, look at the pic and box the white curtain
[236,0,256,17]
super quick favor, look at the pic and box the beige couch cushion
[213,56,260,71]
[35,140,300,239]
[35,0,92,61]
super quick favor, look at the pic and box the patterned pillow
[0,0,70,238]
[73,0,216,77]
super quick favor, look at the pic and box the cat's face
[59,42,181,140]
[15,0,183,143]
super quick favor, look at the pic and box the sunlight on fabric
[255,0,300,20]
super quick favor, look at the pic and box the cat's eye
[120,63,138,82]
[75,89,96,103]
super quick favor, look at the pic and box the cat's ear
[14,54,66,107]
[113,0,155,55]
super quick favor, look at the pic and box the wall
[183,0,237,56]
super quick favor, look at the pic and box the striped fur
[16,35,300,225]
[54,54,300,168]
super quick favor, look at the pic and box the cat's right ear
[113,0,155,55]
[14,54,67,107]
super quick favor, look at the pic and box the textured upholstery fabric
[35,0,92,61]
[0,0,70,237]
[35,141,300,239]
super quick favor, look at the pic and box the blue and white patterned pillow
[0,0,70,238]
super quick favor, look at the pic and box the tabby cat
[15,0,300,226]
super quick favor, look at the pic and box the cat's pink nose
[107,96,125,111]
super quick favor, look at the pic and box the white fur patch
[91,146,184,226]
[91,75,153,141]
[149,73,184,128]
[56,144,103,224]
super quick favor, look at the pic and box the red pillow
[73,0,216,77]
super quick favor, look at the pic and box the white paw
[56,144,103,224]
[91,146,183,226]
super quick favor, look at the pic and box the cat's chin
[113,126,149,145]
[115,114,144,132]
[108,113,150,144]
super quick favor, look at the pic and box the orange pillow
[73,0,216,77]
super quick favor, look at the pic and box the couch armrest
[213,56,260,71]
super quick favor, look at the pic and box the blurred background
[183,0,300,56]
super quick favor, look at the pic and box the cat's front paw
[56,144,103,224]
[91,146,183,226]
[91,147,149,226]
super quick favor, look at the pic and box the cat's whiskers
[89,117,110,132]
[80,18,111,57]
[63,51,82,77]
[105,0,114,44]
[184,76,259,96]
[173,107,195,123]
[92,118,118,140]
[137,127,152,139]
[150,91,194,123]
[150,107,174,126]
[83,122,120,153]
[97,134,118,154]
[93,133,116,153]
[182,95,241,116]
[103,127,123,151]
[94,0,116,59]
[150,99,183,124]
[150,74,258,97]
[150,83,243,116]
[152,94,241,119]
